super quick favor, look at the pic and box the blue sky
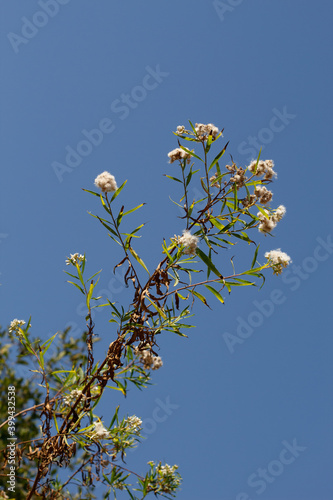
[1,1,333,499]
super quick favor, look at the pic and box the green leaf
[123,203,145,216]
[251,244,260,269]
[256,204,270,219]
[188,119,197,135]
[192,289,210,308]
[180,145,204,162]
[40,332,58,355]
[205,285,224,304]
[196,248,223,278]
[86,281,95,309]
[82,188,100,197]
[111,179,127,202]
[210,217,225,231]
[164,174,182,183]
[205,134,213,153]
[116,205,124,226]
[209,141,229,170]
[200,177,209,194]
[233,182,238,210]
[129,247,150,275]
[251,148,262,174]
[145,295,167,319]
[67,281,85,295]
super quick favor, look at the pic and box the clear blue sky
[1,1,333,499]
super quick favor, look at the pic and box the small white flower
[254,185,273,204]
[273,205,286,221]
[248,159,277,180]
[152,356,163,370]
[94,171,118,193]
[65,253,85,266]
[195,123,220,140]
[265,249,292,275]
[178,229,199,255]
[124,415,142,433]
[9,319,26,333]
[63,389,86,406]
[134,347,163,371]
[168,147,192,164]
[176,125,186,134]
[92,420,110,440]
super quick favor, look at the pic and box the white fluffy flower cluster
[135,347,163,370]
[248,159,276,180]
[148,461,181,492]
[94,171,118,192]
[9,319,26,333]
[65,253,85,266]
[175,125,186,134]
[63,388,86,406]
[123,415,142,434]
[209,173,220,188]
[177,229,199,255]
[254,185,273,204]
[0,490,9,500]
[92,420,110,440]
[265,249,292,275]
[195,122,219,140]
[230,167,247,190]
[257,205,286,233]
[168,147,192,164]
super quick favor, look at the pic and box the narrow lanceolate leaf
[256,204,270,219]
[123,203,145,216]
[210,217,225,231]
[82,188,100,197]
[86,280,95,309]
[145,295,167,319]
[205,134,213,153]
[180,145,204,162]
[233,182,238,210]
[67,281,85,295]
[164,174,182,183]
[200,177,209,194]
[205,285,224,304]
[251,244,260,269]
[100,194,111,215]
[252,148,262,174]
[96,216,118,237]
[129,247,150,274]
[196,248,223,278]
[116,206,124,226]
[111,179,127,202]
[192,289,211,308]
[40,333,58,355]
[209,141,229,170]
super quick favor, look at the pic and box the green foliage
[0,121,290,499]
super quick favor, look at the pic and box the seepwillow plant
[0,121,291,500]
